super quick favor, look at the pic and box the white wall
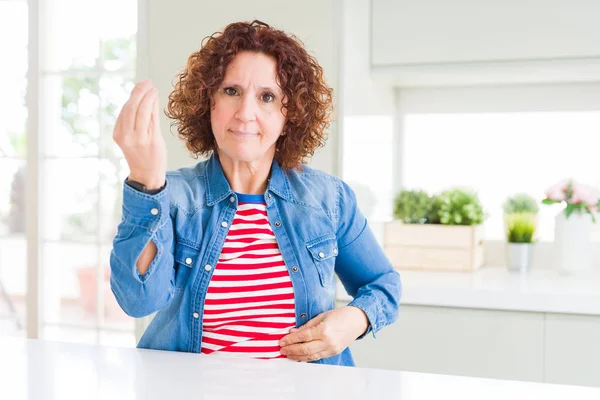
[139,0,341,174]
[341,0,394,116]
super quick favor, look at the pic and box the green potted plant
[428,188,486,226]
[385,187,487,271]
[505,212,537,272]
[503,193,539,215]
[393,189,432,224]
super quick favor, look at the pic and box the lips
[229,129,258,136]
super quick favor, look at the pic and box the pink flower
[544,180,568,201]
[571,183,599,208]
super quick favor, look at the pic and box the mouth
[229,129,259,137]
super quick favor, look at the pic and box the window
[0,0,28,337]
[342,116,394,222]
[402,111,600,241]
[0,0,138,346]
[39,0,137,346]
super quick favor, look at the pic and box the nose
[234,93,257,123]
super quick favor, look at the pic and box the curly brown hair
[165,20,334,171]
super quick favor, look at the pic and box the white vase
[554,211,593,274]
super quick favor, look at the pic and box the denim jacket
[110,154,402,366]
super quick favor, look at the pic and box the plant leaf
[565,203,575,218]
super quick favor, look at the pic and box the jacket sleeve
[109,181,176,318]
[334,180,402,338]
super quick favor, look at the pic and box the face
[211,51,286,166]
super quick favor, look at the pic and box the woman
[110,20,401,366]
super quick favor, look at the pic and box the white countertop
[337,266,600,315]
[2,337,600,399]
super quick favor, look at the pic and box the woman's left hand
[278,306,369,362]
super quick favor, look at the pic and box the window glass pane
[42,159,99,242]
[41,75,100,157]
[0,1,28,159]
[99,75,134,158]
[0,159,26,338]
[403,112,600,241]
[342,116,394,222]
[42,242,98,327]
[0,159,26,237]
[42,0,101,71]
[0,235,26,336]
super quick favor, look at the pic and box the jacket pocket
[306,234,338,289]
[173,242,199,292]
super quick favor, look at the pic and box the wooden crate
[383,221,485,272]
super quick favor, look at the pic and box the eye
[261,92,275,103]
[223,87,238,96]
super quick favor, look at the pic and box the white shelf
[337,266,600,316]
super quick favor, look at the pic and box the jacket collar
[204,153,294,206]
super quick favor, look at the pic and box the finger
[151,88,161,136]
[113,109,123,141]
[122,80,153,132]
[280,340,328,360]
[288,351,328,363]
[297,315,323,330]
[279,325,320,346]
[135,88,157,138]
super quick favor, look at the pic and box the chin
[220,147,266,163]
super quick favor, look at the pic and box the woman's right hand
[113,80,167,190]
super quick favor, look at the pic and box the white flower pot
[554,211,593,274]
[506,243,534,273]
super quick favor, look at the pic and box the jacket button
[300,313,307,319]
[275,221,281,227]
[221,221,228,228]
[204,264,212,271]
[193,312,199,319]
[150,208,159,216]
[318,252,325,258]
[292,266,299,272]
[185,257,193,265]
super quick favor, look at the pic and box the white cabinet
[371,0,600,66]
[347,304,544,382]
[545,314,600,387]
[368,0,600,85]
[345,303,600,387]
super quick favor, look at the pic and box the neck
[217,152,273,195]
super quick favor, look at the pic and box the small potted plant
[428,188,486,226]
[503,193,539,215]
[505,212,537,272]
[393,189,432,224]
[385,187,487,271]
[542,179,600,274]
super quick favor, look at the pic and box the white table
[2,337,600,399]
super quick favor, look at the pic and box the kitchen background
[1,0,600,389]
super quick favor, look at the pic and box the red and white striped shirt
[201,194,296,359]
